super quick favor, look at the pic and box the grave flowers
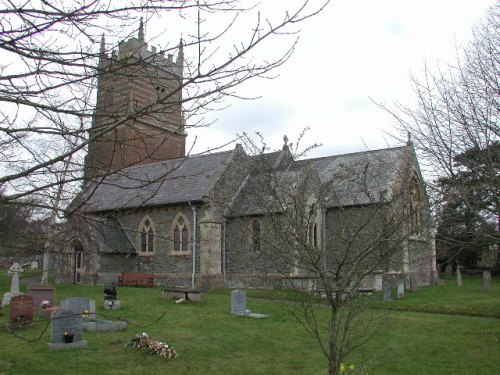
[127,333,177,359]
[63,331,74,343]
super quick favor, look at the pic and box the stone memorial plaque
[50,309,84,344]
[28,285,56,307]
[231,290,247,314]
[9,295,34,324]
[383,282,392,301]
[482,271,491,291]
[48,308,88,349]
[456,267,463,287]
[61,298,95,318]
[397,280,405,299]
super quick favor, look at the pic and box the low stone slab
[82,319,127,332]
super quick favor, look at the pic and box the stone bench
[117,273,154,287]
[162,288,202,302]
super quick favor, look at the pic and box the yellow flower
[349,364,355,370]
[339,363,346,373]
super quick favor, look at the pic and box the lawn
[0,270,499,375]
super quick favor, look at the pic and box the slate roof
[227,146,408,216]
[92,218,136,253]
[82,149,234,213]
[311,146,407,207]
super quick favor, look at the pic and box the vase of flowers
[63,331,74,343]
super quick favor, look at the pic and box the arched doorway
[71,240,84,284]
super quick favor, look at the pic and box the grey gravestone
[61,298,96,319]
[231,290,247,314]
[456,267,463,287]
[445,264,453,276]
[383,282,392,301]
[48,308,88,350]
[482,271,491,291]
[230,290,269,318]
[397,279,405,299]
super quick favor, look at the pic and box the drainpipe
[190,203,197,289]
[222,219,227,286]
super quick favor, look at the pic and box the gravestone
[9,295,33,324]
[456,267,463,287]
[48,308,88,350]
[30,261,38,270]
[445,264,453,276]
[397,279,405,299]
[373,274,383,291]
[61,298,96,319]
[28,285,56,308]
[383,282,392,301]
[482,271,491,291]
[230,290,269,318]
[1,263,24,307]
[231,290,247,314]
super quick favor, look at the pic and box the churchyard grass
[0,270,499,374]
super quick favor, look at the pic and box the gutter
[190,203,197,289]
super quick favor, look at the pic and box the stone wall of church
[407,237,432,287]
[115,206,202,276]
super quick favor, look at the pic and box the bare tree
[0,0,330,212]
[378,4,499,267]
[225,135,431,375]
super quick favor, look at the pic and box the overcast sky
[184,0,495,158]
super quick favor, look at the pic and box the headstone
[397,279,405,299]
[456,267,462,287]
[445,264,453,276]
[28,285,56,308]
[1,263,24,306]
[9,295,33,324]
[482,271,491,291]
[48,308,88,350]
[230,290,269,318]
[373,274,383,291]
[383,282,392,301]
[30,261,38,270]
[61,298,96,319]
[231,290,247,314]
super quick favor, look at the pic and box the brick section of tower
[84,31,186,179]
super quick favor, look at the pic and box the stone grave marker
[445,264,453,276]
[48,308,88,350]
[482,271,491,291]
[397,279,405,299]
[30,261,38,270]
[1,263,24,307]
[61,297,96,319]
[28,285,56,308]
[383,282,392,301]
[456,267,463,287]
[231,290,247,314]
[230,290,269,318]
[9,295,33,324]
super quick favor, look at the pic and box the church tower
[85,20,186,179]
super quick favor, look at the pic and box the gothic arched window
[139,218,155,253]
[171,214,190,253]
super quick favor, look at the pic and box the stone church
[57,25,437,290]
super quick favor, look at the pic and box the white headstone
[1,263,24,306]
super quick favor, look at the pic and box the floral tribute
[127,333,177,359]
